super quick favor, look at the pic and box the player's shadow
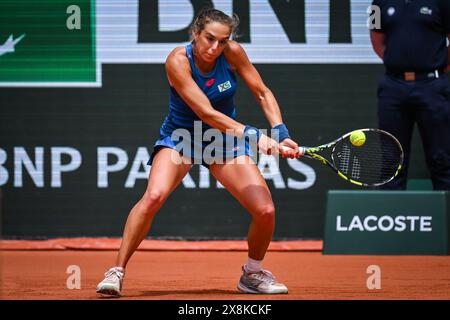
[126,289,240,298]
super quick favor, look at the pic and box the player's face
[194,22,231,62]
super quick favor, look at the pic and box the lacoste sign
[323,191,449,255]
[336,215,433,232]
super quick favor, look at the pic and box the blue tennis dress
[147,43,254,167]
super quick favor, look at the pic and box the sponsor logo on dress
[217,80,232,92]
[205,78,215,87]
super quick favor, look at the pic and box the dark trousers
[377,74,450,190]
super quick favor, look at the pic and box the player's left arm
[224,41,299,156]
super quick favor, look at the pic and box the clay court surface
[1,249,449,300]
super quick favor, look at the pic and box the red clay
[1,250,449,300]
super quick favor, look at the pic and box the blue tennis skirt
[147,130,256,168]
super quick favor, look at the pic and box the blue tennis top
[160,42,238,134]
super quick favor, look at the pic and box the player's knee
[253,204,275,225]
[141,190,166,212]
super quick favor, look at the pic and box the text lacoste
[336,215,432,232]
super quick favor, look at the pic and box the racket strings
[338,144,351,175]
[351,157,361,179]
[333,131,402,185]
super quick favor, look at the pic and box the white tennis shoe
[237,266,288,294]
[96,267,125,296]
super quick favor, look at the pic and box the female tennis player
[96,8,300,296]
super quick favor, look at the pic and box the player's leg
[210,156,274,260]
[115,148,192,267]
[209,157,287,294]
[377,75,415,189]
[414,77,450,190]
[97,148,191,295]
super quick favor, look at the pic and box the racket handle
[279,146,306,156]
[298,147,306,156]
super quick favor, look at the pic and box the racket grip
[298,147,306,156]
[280,146,306,156]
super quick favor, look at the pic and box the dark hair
[190,7,240,40]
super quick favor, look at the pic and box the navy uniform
[371,0,450,190]
[147,42,254,167]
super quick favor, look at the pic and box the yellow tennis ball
[350,130,366,147]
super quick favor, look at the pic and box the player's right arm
[165,47,278,155]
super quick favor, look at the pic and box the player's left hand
[279,139,302,158]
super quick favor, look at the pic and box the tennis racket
[283,128,404,187]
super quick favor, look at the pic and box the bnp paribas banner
[2,1,406,239]
[0,0,379,87]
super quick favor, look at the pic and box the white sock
[112,267,125,274]
[244,257,262,273]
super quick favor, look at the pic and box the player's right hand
[279,138,301,159]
